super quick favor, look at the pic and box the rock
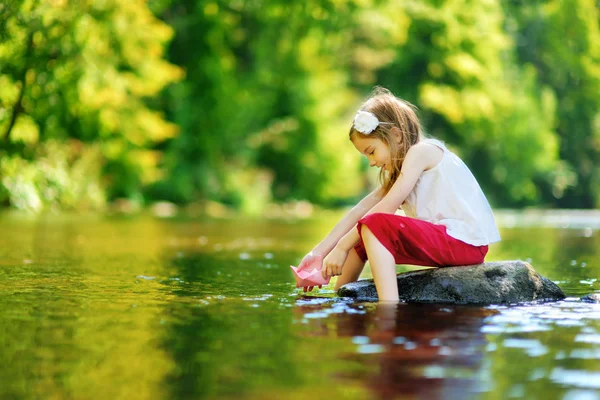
[337,260,566,305]
[581,293,600,303]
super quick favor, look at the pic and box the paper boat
[290,259,331,288]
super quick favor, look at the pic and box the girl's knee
[359,212,387,227]
[360,221,384,245]
[360,222,385,250]
[360,223,373,237]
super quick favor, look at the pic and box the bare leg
[361,225,399,303]
[334,248,365,291]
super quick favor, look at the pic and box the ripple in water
[484,299,600,333]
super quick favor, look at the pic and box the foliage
[154,1,348,210]
[375,0,561,206]
[0,0,181,209]
[502,0,600,207]
[0,140,105,211]
[1,0,599,211]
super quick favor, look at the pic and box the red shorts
[355,213,488,267]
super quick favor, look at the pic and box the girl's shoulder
[419,137,446,151]
[407,140,444,171]
[409,139,445,156]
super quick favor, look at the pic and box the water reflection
[0,212,599,400]
[163,251,302,400]
[481,300,600,398]
[294,298,498,399]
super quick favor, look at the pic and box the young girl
[297,87,501,302]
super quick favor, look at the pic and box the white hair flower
[353,111,380,134]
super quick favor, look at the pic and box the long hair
[349,87,424,194]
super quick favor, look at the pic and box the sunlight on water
[0,210,599,399]
[484,301,600,333]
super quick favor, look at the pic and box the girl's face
[351,135,392,172]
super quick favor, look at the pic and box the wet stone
[580,293,600,303]
[337,260,566,305]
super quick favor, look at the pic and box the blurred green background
[1,0,599,214]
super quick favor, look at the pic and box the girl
[297,87,501,302]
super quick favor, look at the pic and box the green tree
[0,0,181,210]
[374,0,561,206]
[153,0,413,212]
[502,0,600,207]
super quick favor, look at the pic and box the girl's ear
[390,126,402,144]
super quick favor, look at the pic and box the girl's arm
[330,143,439,256]
[310,186,385,257]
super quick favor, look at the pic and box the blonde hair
[349,87,423,193]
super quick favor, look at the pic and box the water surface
[0,210,599,399]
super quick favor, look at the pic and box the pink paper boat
[290,259,331,288]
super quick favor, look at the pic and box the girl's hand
[297,250,324,272]
[298,251,324,292]
[322,246,349,279]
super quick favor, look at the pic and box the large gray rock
[337,260,566,305]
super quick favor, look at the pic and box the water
[0,210,599,399]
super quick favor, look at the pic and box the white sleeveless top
[401,139,501,246]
